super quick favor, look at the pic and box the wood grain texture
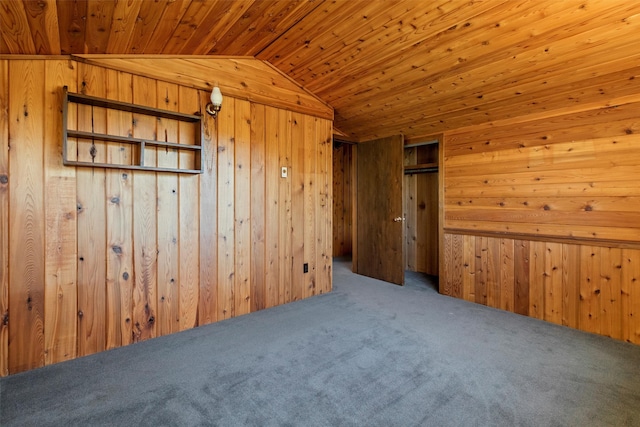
[217,96,235,320]
[4,1,640,143]
[320,118,333,294]
[0,59,9,376]
[278,109,292,304]
[156,80,180,336]
[104,69,133,349]
[303,114,318,298]
[131,75,157,342]
[250,103,266,312]
[76,63,107,357]
[513,240,530,316]
[8,60,46,373]
[622,248,640,344]
[234,98,251,316]
[178,86,200,331]
[43,60,77,364]
[444,232,640,344]
[1,58,334,376]
[75,57,333,120]
[264,106,280,309]
[198,89,218,326]
[333,143,346,257]
[291,112,305,302]
[355,135,404,285]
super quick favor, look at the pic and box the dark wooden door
[355,135,404,285]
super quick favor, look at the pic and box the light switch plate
[281,166,288,178]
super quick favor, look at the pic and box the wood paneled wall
[442,233,640,344]
[0,58,332,376]
[404,145,438,276]
[332,143,352,257]
[442,100,640,344]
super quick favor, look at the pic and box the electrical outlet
[281,166,288,178]
[303,263,309,273]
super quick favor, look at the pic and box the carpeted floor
[2,257,640,426]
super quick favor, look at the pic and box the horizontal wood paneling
[0,58,332,376]
[442,96,640,344]
[443,233,640,344]
[445,100,640,243]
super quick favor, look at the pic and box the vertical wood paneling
[43,60,77,365]
[529,240,545,320]
[304,115,318,298]
[544,243,563,325]
[217,97,235,320]
[450,234,463,298]
[332,143,345,257]
[442,233,452,296]
[291,112,305,301]
[601,247,623,340]
[342,144,352,255]
[156,81,180,336]
[562,244,580,329]
[351,144,358,272]
[474,236,487,305]
[499,238,514,312]
[198,90,217,325]
[416,173,438,275]
[0,59,8,376]
[178,86,200,331]
[278,110,292,303]
[104,69,133,349]
[264,106,280,308]
[1,59,334,376]
[622,248,640,344]
[462,234,475,302]
[8,60,46,373]
[579,245,600,334]
[404,147,417,270]
[320,119,332,294]
[76,63,107,357]
[250,103,266,312]
[486,237,500,308]
[131,75,157,342]
[513,240,530,316]
[234,99,251,316]
[445,232,640,345]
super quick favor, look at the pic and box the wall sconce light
[205,85,223,118]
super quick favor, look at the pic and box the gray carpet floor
[2,257,640,426]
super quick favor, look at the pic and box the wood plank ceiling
[1,0,640,142]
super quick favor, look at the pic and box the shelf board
[67,130,202,151]
[404,162,438,170]
[67,91,201,122]
[63,160,202,174]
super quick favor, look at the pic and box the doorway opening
[332,137,440,288]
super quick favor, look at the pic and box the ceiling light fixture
[205,85,223,118]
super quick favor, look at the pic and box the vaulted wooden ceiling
[1,0,640,142]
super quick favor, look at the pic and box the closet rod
[404,139,438,148]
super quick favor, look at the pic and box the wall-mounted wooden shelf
[62,87,203,173]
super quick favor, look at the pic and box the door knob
[393,217,405,222]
